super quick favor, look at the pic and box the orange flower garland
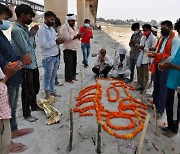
[73,79,148,139]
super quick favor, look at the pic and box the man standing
[37,11,62,99]
[159,47,180,134]
[0,3,31,153]
[138,24,157,93]
[79,19,93,68]
[149,20,180,118]
[11,4,40,122]
[52,17,64,86]
[60,14,82,83]
[129,23,143,86]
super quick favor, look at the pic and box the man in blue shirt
[11,4,40,122]
[0,3,32,153]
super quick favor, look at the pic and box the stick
[68,88,73,152]
[138,114,150,154]
[152,104,158,136]
[141,79,149,100]
[96,123,102,154]
[80,69,84,88]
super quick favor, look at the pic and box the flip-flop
[12,128,34,139]
[10,142,28,153]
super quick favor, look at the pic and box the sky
[33,0,180,23]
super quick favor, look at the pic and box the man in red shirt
[79,19,93,68]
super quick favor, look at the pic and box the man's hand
[148,51,157,58]
[158,62,173,71]
[149,47,156,52]
[118,62,123,68]
[56,38,65,45]
[29,25,39,37]
[22,54,32,65]
[3,61,22,78]
[139,46,144,50]
[74,33,83,40]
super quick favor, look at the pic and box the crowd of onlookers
[0,3,180,154]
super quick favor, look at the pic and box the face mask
[134,31,139,35]
[161,29,170,36]
[84,24,90,28]
[0,20,10,30]
[47,21,54,27]
[143,31,150,37]
[26,19,33,25]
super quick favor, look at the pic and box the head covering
[118,45,127,54]
[66,14,76,21]
[152,26,158,32]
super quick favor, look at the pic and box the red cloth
[79,26,93,44]
[0,82,11,119]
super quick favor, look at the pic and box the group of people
[0,3,180,154]
[92,20,180,136]
[128,20,180,135]
[0,3,93,153]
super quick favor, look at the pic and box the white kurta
[111,55,130,78]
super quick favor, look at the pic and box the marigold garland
[73,79,148,139]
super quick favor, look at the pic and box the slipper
[58,83,65,86]
[10,142,28,153]
[12,128,34,139]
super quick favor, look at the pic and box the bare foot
[10,142,28,153]
[12,128,34,139]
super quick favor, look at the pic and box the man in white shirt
[111,45,130,79]
[60,14,82,83]
[138,24,157,92]
[37,11,62,98]
[92,48,113,78]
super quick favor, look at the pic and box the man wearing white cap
[111,45,130,79]
[60,14,82,83]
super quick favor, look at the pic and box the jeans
[42,56,59,93]
[21,68,40,118]
[153,69,169,114]
[81,43,90,66]
[63,49,77,81]
[55,55,61,83]
[7,85,19,131]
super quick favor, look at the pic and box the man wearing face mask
[37,11,62,99]
[129,23,143,86]
[11,4,40,122]
[149,20,180,119]
[0,3,32,153]
[60,14,82,83]
[137,24,157,93]
[79,19,93,68]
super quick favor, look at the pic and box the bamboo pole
[80,69,84,88]
[96,123,102,154]
[152,104,158,136]
[138,114,150,154]
[141,79,149,100]
[68,88,73,152]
